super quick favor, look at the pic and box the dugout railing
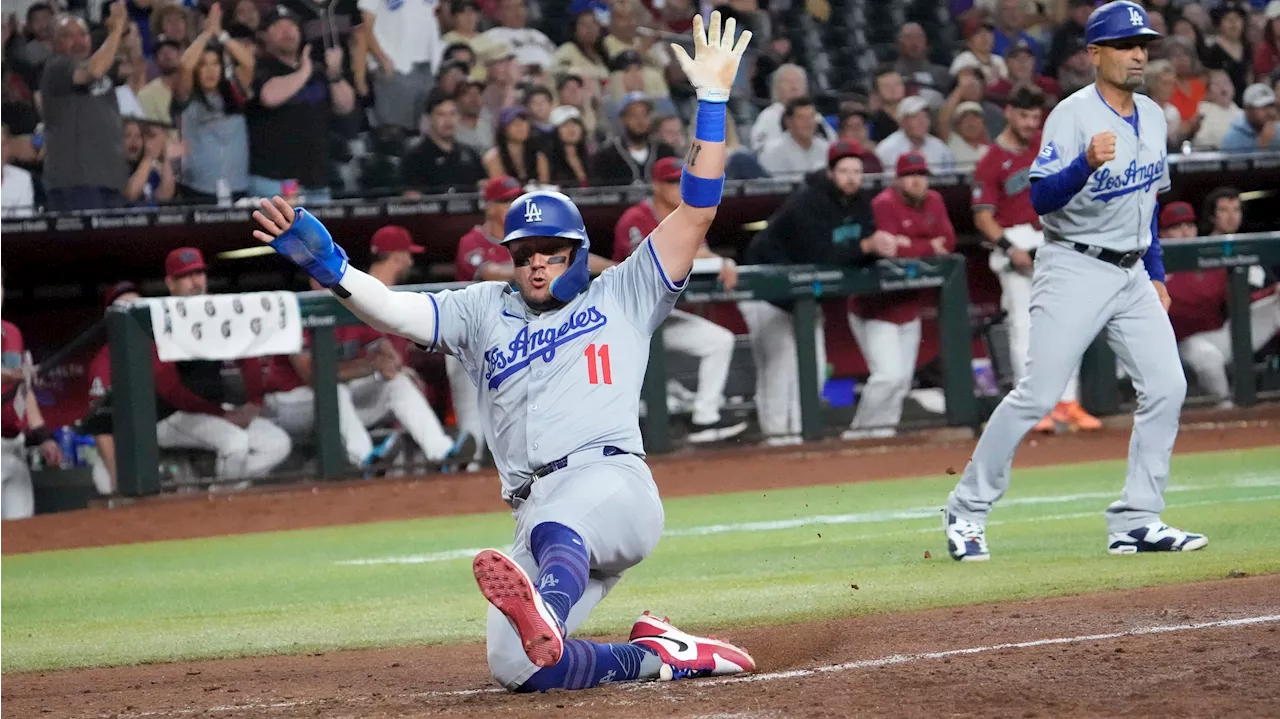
[106,255,977,496]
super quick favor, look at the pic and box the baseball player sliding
[945,1,1206,561]
[256,13,757,691]
[970,85,1101,433]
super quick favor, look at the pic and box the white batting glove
[671,11,752,103]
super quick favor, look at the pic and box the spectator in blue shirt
[1220,83,1280,151]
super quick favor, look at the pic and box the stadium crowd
[3,0,1280,520]
[4,0,1280,216]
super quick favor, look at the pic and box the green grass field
[4,447,1279,674]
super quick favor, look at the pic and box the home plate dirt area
[5,575,1278,718]
[4,412,1279,718]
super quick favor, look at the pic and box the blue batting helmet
[1085,1,1161,46]
[502,190,592,303]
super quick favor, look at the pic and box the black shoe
[686,416,749,444]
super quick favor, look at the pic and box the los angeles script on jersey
[1089,155,1166,203]
[483,306,608,389]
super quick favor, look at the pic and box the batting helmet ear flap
[502,190,593,303]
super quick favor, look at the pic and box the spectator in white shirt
[875,95,956,172]
[1194,69,1241,149]
[950,17,1007,86]
[758,96,831,176]
[1,125,36,218]
[353,0,444,130]
[482,0,555,76]
[750,64,836,150]
[946,101,990,166]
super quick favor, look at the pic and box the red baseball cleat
[472,549,564,668]
[629,612,756,680]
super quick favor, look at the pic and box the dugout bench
[106,256,978,497]
[1078,232,1280,414]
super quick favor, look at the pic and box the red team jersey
[455,226,512,282]
[265,325,409,393]
[1165,270,1229,342]
[849,188,957,324]
[970,134,1043,230]
[613,201,662,262]
[2,320,26,436]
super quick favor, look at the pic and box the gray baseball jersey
[427,236,683,500]
[1030,84,1170,253]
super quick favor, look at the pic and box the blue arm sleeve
[1144,202,1166,282]
[1029,151,1094,215]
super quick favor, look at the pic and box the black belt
[510,446,631,504]
[1068,242,1146,269]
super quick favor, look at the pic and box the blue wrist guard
[681,169,725,208]
[269,208,350,291]
[694,100,726,142]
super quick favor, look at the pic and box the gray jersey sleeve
[598,235,686,334]
[419,282,499,360]
[1030,103,1085,181]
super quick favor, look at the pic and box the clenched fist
[1086,131,1116,169]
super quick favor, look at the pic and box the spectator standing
[749,64,835,151]
[112,24,149,120]
[454,75,494,151]
[950,17,1008,86]
[136,33,182,124]
[740,143,899,444]
[280,0,363,79]
[441,0,482,49]
[946,101,989,165]
[401,90,486,193]
[553,10,611,83]
[589,92,675,184]
[1202,3,1252,107]
[612,156,748,443]
[1220,82,1280,150]
[845,151,955,440]
[876,96,956,171]
[868,67,906,142]
[352,0,443,131]
[1195,69,1242,149]
[1046,0,1093,79]
[153,248,292,484]
[758,95,830,176]
[246,7,355,203]
[1166,37,1206,124]
[122,118,176,204]
[482,0,555,75]
[991,0,1041,70]
[40,4,129,211]
[481,106,548,183]
[171,3,254,203]
[987,39,1061,106]
[1255,4,1280,77]
[10,2,56,90]
[1,125,36,217]
[893,23,950,103]
[545,105,590,186]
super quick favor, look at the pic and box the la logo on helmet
[524,200,543,223]
[1128,7,1144,26]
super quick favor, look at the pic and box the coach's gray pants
[946,242,1187,533]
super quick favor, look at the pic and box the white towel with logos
[149,292,303,362]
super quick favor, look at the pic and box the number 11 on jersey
[585,343,612,385]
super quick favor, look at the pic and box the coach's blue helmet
[1085,1,1161,46]
[502,190,592,303]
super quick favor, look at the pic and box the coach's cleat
[944,511,990,561]
[629,612,756,680]
[1054,401,1102,431]
[472,549,564,668]
[1107,523,1208,555]
[687,416,749,444]
[1032,414,1057,433]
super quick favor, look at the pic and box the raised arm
[72,2,127,86]
[252,197,440,346]
[647,11,752,284]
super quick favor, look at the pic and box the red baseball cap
[896,151,930,177]
[1158,201,1196,229]
[370,225,425,254]
[165,247,207,279]
[483,175,524,203]
[827,140,866,170]
[652,156,684,183]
